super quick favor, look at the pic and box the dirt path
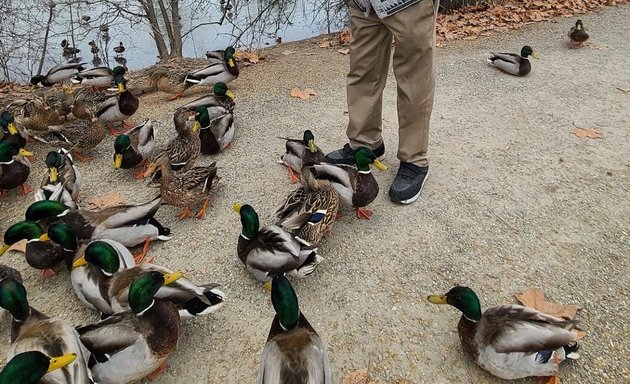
[1,4,628,384]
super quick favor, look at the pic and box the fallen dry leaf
[7,239,27,253]
[343,368,378,384]
[572,127,603,139]
[281,49,295,56]
[339,29,351,45]
[84,192,125,209]
[236,50,262,64]
[515,288,582,320]
[319,40,331,48]
[290,88,317,100]
[338,48,350,55]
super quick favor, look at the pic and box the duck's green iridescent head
[354,147,388,172]
[77,241,120,273]
[520,46,538,59]
[225,46,236,67]
[0,351,77,384]
[0,111,18,135]
[113,66,127,92]
[0,221,47,256]
[427,286,482,322]
[30,75,46,86]
[128,271,183,314]
[194,106,210,129]
[213,82,234,99]
[271,275,300,330]
[0,141,32,162]
[25,200,71,222]
[232,204,259,239]
[113,134,131,169]
[45,151,64,182]
[47,223,78,251]
[0,277,30,321]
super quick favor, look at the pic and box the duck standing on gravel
[0,140,33,197]
[487,46,539,77]
[184,46,239,90]
[568,20,589,48]
[35,148,81,208]
[427,286,580,381]
[96,66,139,135]
[280,130,326,183]
[257,275,331,384]
[113,118,156,179]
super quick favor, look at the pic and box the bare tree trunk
[37,2,55,76]
[140,0,169,58]
[170,0,182,57]
[156,0,174,47]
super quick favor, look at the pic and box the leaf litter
[84,192,125,209]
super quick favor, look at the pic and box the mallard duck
[0,111,28,149]
[34,148,81,208]
[487,46,539,77]
[184,46,239,89]
[257,275,331,383]
[77,271,182,383]
[427,286,581,380]
[24,197,172,251]
[0,264,22,320]
[280,130,326,183]
[176,82,236,113]
[96,66,139,135]
[0,141,33,197]
[113,119,156,179]
[146,152,219,219]
[0,351,78,384]
[148,68,189,100]
[568,20,589,48]
[272,167,339,246]
[205,46,235,62]
[72,86,117,120]
[72,66,114,89]
[233,203,323,282]
[0,276,92,383]
[113,41,125,56]
[144,109,201,180]
[72,240,225,318]
[310,147,387,220]
[14,97,61,131]
[30,62,85,87]
[0,221,78,278]
[33,112,107,162]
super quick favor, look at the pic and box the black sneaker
[325,143,385,165]
[389,163,429,204]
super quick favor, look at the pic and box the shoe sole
[391,169,429,205]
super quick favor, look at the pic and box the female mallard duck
[568,20,589,48]
[0,351,78,384]
[30,62,85,87]
[146,152,219,220]
[96,66,139,135]
[72,66,114,89]
[24,197,172,251]
[76,271,182,383]
[280,130,326,183]
[257,275,331,384]
[33,112,107,162]
[0,141,33,197]
[144,109,201,180]
[0,276,92,383]
[72,86,118,120]
[15,97,61,132]
[148,67,189,100]
[0,221,76,278]
[34,148,81,208]
[71,240,225,318]
[272,166,339,246]
[234,203,323,282]
[487,46,539,77]
[113,119,156,179]
[427,286,581,380]
[310,147,387,220]
[184,46,239,89]
[0,111,28,149]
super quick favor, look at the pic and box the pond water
[5,0,348,82]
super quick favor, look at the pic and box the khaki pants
[347,0,438,167]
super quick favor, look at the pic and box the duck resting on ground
[34,148,81,208]
[113,119,157,179]
[0,140,34,198]
[96,66,139,135]
[427,286,581,381]
[568,20,589,48]
[487,46,538,77]
[234,203,323,283]
[30,62,85,87]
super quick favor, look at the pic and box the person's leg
[385,0,438,203]
[326,1,391,164]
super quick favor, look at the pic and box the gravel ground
[1,4,629,383]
